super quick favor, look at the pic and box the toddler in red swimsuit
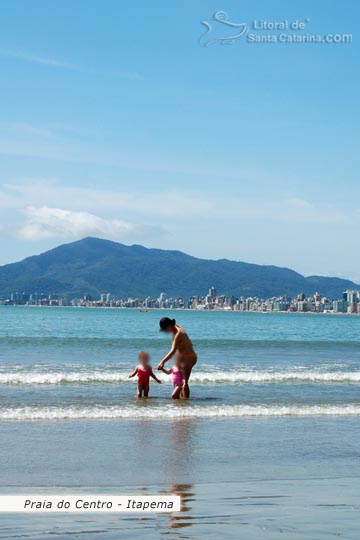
[128,351,161,398]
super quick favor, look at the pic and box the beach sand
[1,417,359,539]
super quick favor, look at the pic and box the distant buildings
[343,290,360,313]
[1,287,360,314]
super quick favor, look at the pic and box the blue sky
[0,0,359,281]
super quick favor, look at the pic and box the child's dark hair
[159,317,176,331]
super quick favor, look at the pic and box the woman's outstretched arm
[157,336,179,370]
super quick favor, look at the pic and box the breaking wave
[1,370,360,385]
[2,404,360,420]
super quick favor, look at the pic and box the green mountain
[0,237,357,299]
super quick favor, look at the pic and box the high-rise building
[209,286,217,299]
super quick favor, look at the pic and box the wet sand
[0,417,359,539]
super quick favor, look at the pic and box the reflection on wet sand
[132,419,197,535]
[150,419,196,538]
[163,420,197,534]
[133,417,196,479]
[168,483,195,531]
[167,419,196,478]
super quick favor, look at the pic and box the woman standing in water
[157,318,197,399]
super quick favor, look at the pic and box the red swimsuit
[137,366,152,387]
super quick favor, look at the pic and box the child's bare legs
[171,385,182,400]
[137,384,149,398]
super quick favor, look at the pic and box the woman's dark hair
[159,317,176,331]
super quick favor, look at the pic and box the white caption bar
[0,496,180,513]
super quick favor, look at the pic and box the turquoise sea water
[1,307,360,538]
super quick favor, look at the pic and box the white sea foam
[191,371,360,384]
[0,372,131,385]
[1,404,360,420]
[0,370,360,385]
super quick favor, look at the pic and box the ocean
[1,306,360,539]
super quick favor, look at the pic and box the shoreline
[0,305,359,316]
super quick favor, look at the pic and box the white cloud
[0,182,214,218]
[17,206,164,241]
[0,181,347,225]
[0,122,55,138]
[287,198,311,208]
[0,49,76,69]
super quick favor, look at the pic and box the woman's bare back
[174,325,195,356]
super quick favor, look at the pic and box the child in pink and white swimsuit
[160,358,184,399]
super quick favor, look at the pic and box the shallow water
[1,307,360,538]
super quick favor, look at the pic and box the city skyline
[0,1,359,280]
[3,286,360,315]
